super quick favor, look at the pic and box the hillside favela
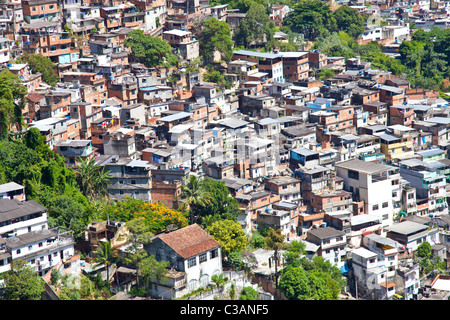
[2,0,450,303]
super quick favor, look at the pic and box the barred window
[188,257,197,268]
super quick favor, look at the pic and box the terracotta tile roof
[158,224,220,259]
[27,93,44,103]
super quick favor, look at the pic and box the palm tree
[178,175,212,224]
[73,157,112,200]
[93,241,118,286]
[92,165,112,199]
[265,228,285,289]
[211,273,228,292]
[73,157,95,196]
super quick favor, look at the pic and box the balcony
[360,152,385,162]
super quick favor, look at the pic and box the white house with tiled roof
[145,224,223,299]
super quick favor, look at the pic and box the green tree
[93,241,118,286]
[200,17,234,62]
[316,68,336,80]
[399,40,426,75]
[264,228,285,288]
[313,32,356,59]
[73,157,111,201]
[203,70,227,87]
[21,53,59,87]
[0,260,46,300]
[47,195,89,239]
[24,126,44,149]
[192,177,241,225]
[234,2,275,49]
[178,175,212,224]
[417,241,432,259]
[239,286,259,300]
[279,266,310,300]
[206,219,247,257]
[283,0,337,40]
[0,70,27,139]
[333,5,365,38]
[211,273,228,290]
[124,29,178,69]
[283,240,306,266]
[138,255,169,289]
[279,256,344,300]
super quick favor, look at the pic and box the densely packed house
[2,0,450,300]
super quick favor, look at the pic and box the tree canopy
[206,219,247,257]
[283,0,336,40]
[189,176,241,226]
[0,135,94,240]
[100,197,188,234]
[333,5,365,38]
[124,29,178,69]
[0,70,27,139]
[234,2,275,50]
[199,17,234,62]
[399,28,450,91]
[20,53,59,87]
[279,256,345,300]
[0,260,46,300]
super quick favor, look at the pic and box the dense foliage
[0,70,27,140]
[198,17,234,62]
[19,53,60,87]
[399,28,450,91]
[279,256,346,300]
[0,132,94,239]
[0,260,46,300]
[234,2,275,50]
[206,219,247,257]
[100,197,188,234]
[314,31,406,75]
[124,29,178,69]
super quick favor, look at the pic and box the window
[199,253,207,263]
[348,170,359,180]
[188,257,197,268]
[210,249,218,259]
[382,202,389,208]
[372,204,379,211]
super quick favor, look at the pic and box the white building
[145,224,223,299]
[305,226,347,268]
[0,37,12,64]
[351,246,396,300]
[386,220,441,253]
[335,159,399,232]
[0,182,26,201]
[0,227,76,276]
[0,198,48,239]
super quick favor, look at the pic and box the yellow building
[378,133,414,160]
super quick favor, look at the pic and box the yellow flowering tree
[101,197,188,234]
[206,219,247,257]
